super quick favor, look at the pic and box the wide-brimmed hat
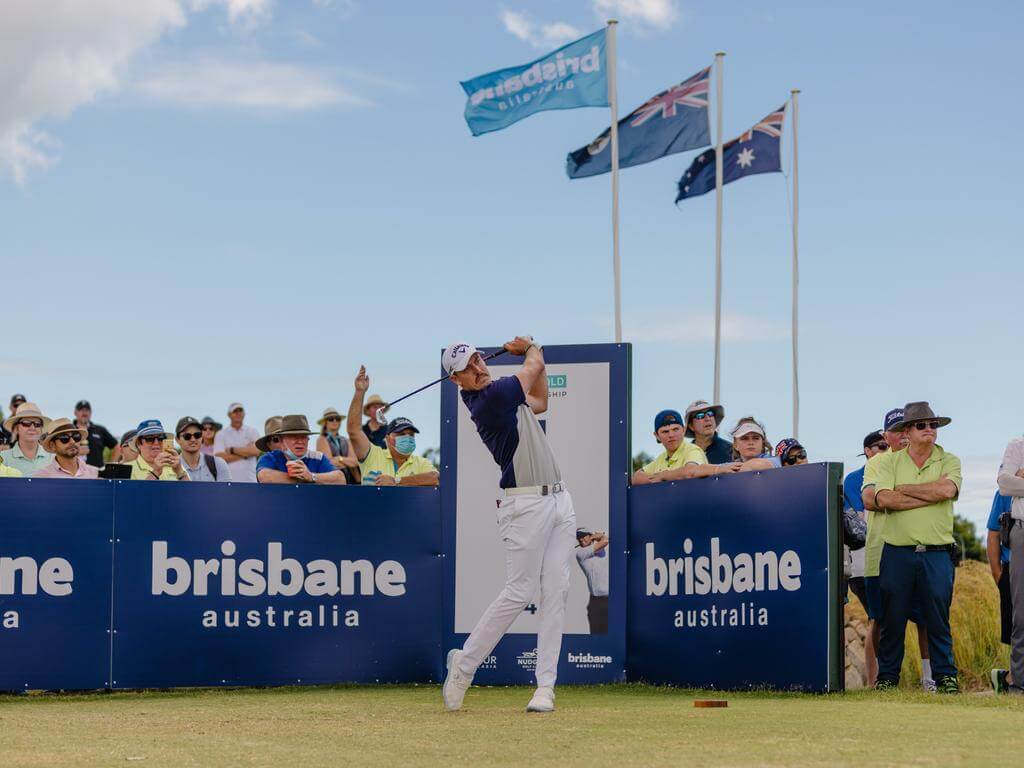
[317,407,345,426]
[277,414,315,437]
[891,402,951,432]
[363,394,386,416]
[130,419,169,450]
[41,418,86,452]
[200,416,223,431]
[683,400,725,437]
[3,402,52,433]
[120,429,138,447]
[255,416,283,453]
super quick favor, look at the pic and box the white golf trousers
[458,488,576,688]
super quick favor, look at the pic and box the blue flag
[461,29,608,137]
[566,67,711,179]
[676,105,786,203]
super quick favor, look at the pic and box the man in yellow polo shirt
[347,366,439,487]
[864,401,960,693]
[632,409,740,484]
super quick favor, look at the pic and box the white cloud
[593,0,680,30]
[191,0,272,28]
[624,310,789,345]
[137,58,371,109]
[500,8,581,49]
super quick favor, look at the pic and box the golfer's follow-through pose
[442,336,576,713]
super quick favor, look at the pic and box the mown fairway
[1,684,1021,767]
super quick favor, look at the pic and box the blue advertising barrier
[0,479,113,691]
[110,483,443,688]
[627,463,844,692]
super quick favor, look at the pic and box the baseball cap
[861,430,884,453]
[75,400,91,411]
[731,419,766,439]
[10,393,26,406]
[442,342,478,376]
[653,409,684,431]
[883,408,904,433]
[775,438,804,461]
[386,417,420,436]
[227,402,244,414]
[175,416,201,436]
[575,528,593,542]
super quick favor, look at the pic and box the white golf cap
[731,420,766,439]
[442,342,478,376]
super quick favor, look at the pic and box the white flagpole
[790,89,801,439]
[607,20,622,343]
[712,52,725,402]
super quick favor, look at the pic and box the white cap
[731,420,766,439]
[227,402,244,414]
[442,342,478,376]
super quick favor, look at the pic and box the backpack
[203,454,218,480]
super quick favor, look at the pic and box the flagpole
[790,89,801,440]
[712,52,725,403]
[607,19,622,343]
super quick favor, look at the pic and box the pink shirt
[33,457,100,480]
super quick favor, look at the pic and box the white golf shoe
[526,686,555,713]
[442,649,472,711]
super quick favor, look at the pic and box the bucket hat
[683,400,725,437]
[255,416,283,453]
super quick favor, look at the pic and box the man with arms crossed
[442,337,575,714]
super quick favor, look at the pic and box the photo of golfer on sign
[441,337,576,714]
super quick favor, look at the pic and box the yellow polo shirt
[861,452,887,578]
[869,445,961,547]
[129,456,181,481]
[641,442,707,475]
[0,464,23,478]
[359,444,437,485]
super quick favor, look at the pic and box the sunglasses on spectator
[202,425,215,431]
[869,442,888,452]
[326,416,341,422]
[138,435,164,445]
[55,434,79,444]
[910,421,941,431]
[18,420,44,429]
[783,451,807,465]
[179,431,202,441]
[692,410,716,421]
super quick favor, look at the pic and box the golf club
[374,348,508,426]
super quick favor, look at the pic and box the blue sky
[2,0,1021,528]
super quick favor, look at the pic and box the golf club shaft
[384,349,507,412]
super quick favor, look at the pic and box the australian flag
[566,67,711,179]
[676,104,786,203]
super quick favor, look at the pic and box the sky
[2,0,1022,529]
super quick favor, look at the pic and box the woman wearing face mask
[1,402,53,476]
[730,416,782,472]
[346,367,440,486]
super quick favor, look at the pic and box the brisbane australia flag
[676,104,786,203]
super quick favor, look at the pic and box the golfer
[441,337,576,714]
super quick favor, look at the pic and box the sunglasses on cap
[910,420,941,431]
[179,431,202,441]
[782,451,807,465]
[691,410,716,421]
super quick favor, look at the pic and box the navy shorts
[865,575,925,625]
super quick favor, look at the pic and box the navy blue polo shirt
[256,450,335,480]
[987,491,1012,564]
[461,375,560,490]
[701,434,733,464]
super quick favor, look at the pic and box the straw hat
[3,402,52,433]
[255,416,283,453]
[363,394,386,416]
[317,407,345,426]
[41,418,86,452]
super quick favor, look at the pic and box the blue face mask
[394,435,416,456]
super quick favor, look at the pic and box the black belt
[890,544,953,553]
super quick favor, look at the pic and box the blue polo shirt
[987,491,1012,564]
[256,450,335,480]
[461,375,560,490]
[844,466,866,512]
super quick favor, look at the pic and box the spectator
[0,393,21,450]
[632,409,739,484]
[684,400,733,464]
[861,408,933,690]
[575,528,609,634]
[256,414,345,485]
[118,430,139,464]
[844,430,888,683]
[213,403,261,483]
[73,400,118,468]
[0,460,21,477]
[175,417,231,483]
[866,402,960,693]
[34,418,100,479]
[775,438,808,466]
[199,416,222,456]
[729,417,780,471]
[347,367,439,486]
[996,434,1024,695]
[316,407,359,484]
[128,420,189,481]
[1,402,53,476]
[987,490,1014,693]
[362,393,389,449]
[255,416,283,453]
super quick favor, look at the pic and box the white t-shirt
[212,423,260,483]
[575,544,609,597]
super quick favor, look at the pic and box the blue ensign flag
[461,29,608,137]
[566,67,711,179]
[676,104,787,203]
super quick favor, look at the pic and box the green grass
[1,684,1022,767]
